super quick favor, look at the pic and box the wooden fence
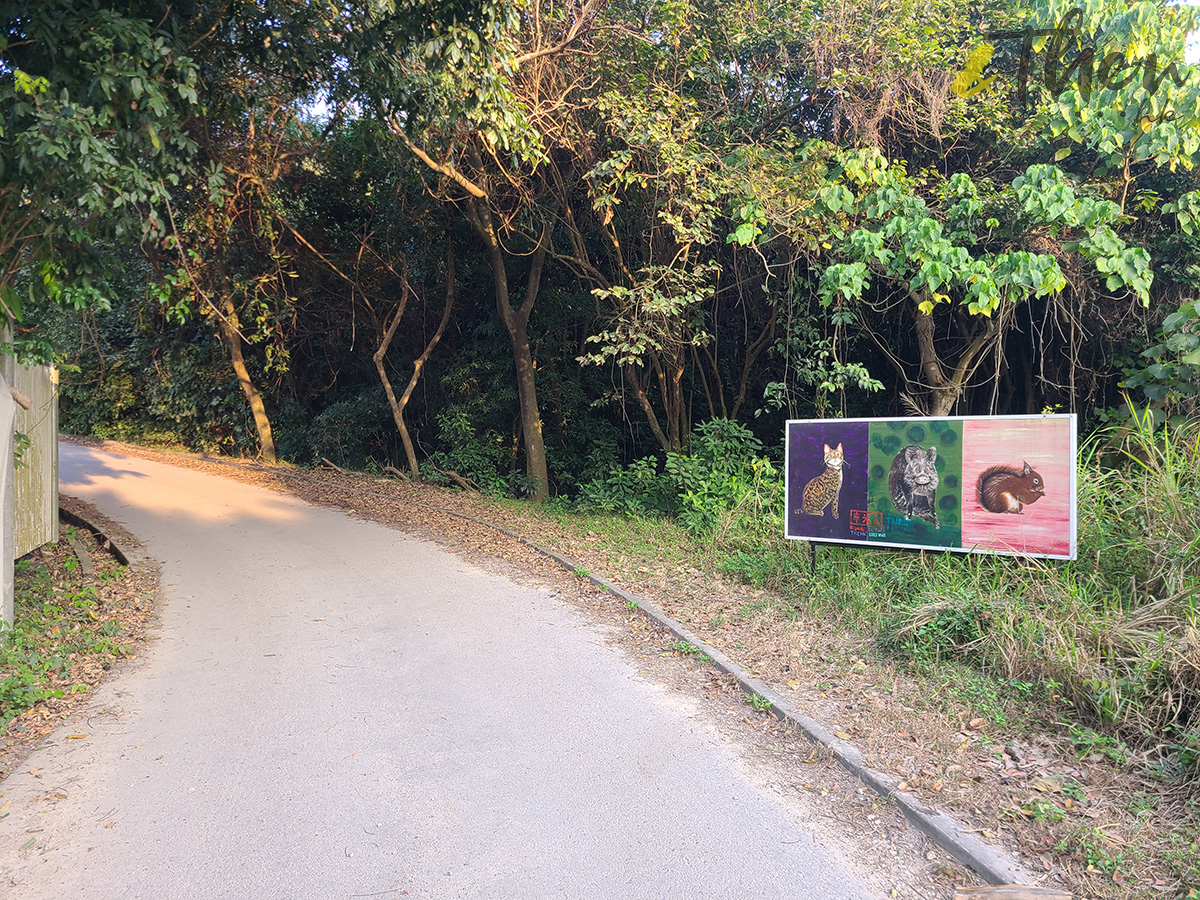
[1,356,58,628]
[12,363,59,559]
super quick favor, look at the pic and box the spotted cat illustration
[801,443,844,519]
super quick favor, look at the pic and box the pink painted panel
[960,418,1075,557]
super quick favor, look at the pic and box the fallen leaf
[1029,776,1063,794]
[834,731,852,740]
[66,734,88,740]
[968,717,987,730]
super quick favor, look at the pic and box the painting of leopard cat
[801,443,844,519]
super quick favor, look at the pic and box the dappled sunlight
[59,445,315,529]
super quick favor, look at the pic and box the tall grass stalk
[758,416,1196,772]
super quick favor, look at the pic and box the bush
[578,418,783,543]
[426,410,509,494]
[307,388,395,469]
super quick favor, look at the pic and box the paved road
[0,443,877,899]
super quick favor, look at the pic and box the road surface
[0,443,879,899]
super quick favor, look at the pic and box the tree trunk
[729,313,777,420]
[668,349,686,448]
[218,294,276,463]
[467,200,550,502]
[913,298,1004,417]
[391,252,456,477]
[372,270,411,473]
[625,364,673,452]
[913,304,960,417]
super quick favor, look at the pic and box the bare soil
[49,438,1200,900]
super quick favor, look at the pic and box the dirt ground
[40,438,1200,900]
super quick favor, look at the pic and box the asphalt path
[0,443,878,899]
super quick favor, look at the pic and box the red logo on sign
[849,510,884,528]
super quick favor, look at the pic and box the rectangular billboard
[784,415,1077,560]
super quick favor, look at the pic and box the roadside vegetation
[0,523,153,776]
[560,411,1200,777]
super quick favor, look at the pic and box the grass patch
[1,529,138,730]
[512,414,1199,778]
[669,640,712,662]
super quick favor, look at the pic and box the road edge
[63,439,1036,886]
[57,505,135,566]
[509,535,1035,887]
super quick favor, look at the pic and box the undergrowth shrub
[425,410,509,494]
[577,456,668,515]
[578,419,784,545]
[307,387,394,469]
[797,412,1200,776]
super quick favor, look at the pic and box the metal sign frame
[784,414,1077,560]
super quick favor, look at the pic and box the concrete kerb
[517,538,1034,887]
[69,444,1035,886]
[58,505,135,567]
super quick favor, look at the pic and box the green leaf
[730,222,759,246]
[0,285,23,322]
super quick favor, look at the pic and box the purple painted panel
[785,420,869,542]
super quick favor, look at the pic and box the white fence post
[0,370,15,629]
[13,363,59,558]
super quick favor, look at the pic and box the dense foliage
[11,0,1193,486]
[6,0,1200,766]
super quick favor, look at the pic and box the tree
[380,1,604,499]
[0,0,197,354]
[143,0,524,463]
[819,156,1153,415]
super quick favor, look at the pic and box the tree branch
[391,122,488,200]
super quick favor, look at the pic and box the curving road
[0,442,878,899]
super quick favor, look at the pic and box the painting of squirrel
[976,461,1045,514]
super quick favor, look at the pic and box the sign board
[785,415,1076,560]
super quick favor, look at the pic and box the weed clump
[809,413,1200,778]
[579,413,1200,778]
